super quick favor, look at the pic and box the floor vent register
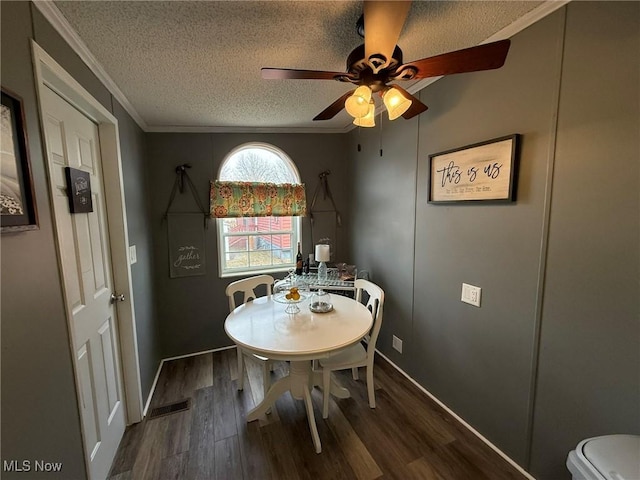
[148,399,191,419]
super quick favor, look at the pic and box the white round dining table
[224,293,373,453]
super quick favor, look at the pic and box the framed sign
[1,88,38,232]
[167,213,206,278]
[428,134,520,203]
[65,167,93,213]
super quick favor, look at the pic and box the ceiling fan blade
[262,68,351,81]
[390,85,428,119]
[397,39,511,79]
[364,1,411,72]
[313,90,356,121]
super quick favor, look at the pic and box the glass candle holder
[310,289,332,313]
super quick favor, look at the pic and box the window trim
[216,142,302,278]
[216,216,301,278]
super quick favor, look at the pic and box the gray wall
[530,2,640,477]
[146,133,351,357]
[348,2,638,479]
[1,3,85,479]
[413,7,563,466]
[1,2,160,478]
[347,115,419,367]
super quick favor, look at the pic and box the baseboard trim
[375,349,536,480]
[142,345,236,417]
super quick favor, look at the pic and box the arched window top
[215,142,302,277]
[218,142,301,184]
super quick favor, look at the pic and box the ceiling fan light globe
[383,87,412,120]
[353,101,375,127]
[345,97,369,118]
[352,116,375,128]
[353,85,372,101]
[345,86,372,118]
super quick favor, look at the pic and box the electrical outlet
[129,245,137,265]
[461,283,481,307]
[392,335,403,353]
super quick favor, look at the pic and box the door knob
[110,293,125,304]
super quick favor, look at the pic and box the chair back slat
[225,274,274,312]
[354,279,384,357]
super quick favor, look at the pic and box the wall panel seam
[524,4,568,470]
[410,101,422,368]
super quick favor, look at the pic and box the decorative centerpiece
[310,289,333,313]
[274,272,309,314]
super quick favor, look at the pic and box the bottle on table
[295,242,303,275]
[303,257,310,275]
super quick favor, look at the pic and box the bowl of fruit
[274,286,309,314]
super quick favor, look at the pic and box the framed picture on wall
[428,134,520,203]
[1,88,38,232]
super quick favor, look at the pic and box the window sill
[219,265,293,279]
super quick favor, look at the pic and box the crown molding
[145,125,353,134]
[32,0,149,131]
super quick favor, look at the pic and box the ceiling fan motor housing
[343,44,411,90]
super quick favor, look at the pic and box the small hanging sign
[167,213,205,278]
[65,166,93,213]
[163,164,209,278]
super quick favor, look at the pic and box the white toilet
[567,434,640,480]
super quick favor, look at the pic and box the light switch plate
[392,335,403,353]
[461,283,481,307]
[129,245,137,265]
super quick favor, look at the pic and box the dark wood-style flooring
[108,348,527,480]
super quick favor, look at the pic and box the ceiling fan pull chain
[357,126,362,152]
[379,114,383,157]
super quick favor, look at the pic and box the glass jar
[310,289,333,313]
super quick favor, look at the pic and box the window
[217,143,301,277]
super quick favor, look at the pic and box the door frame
[31,41,144,427]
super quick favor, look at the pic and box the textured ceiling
[52,1,545,132]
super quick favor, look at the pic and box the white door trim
[31,41,144,427]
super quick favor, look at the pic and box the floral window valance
[210,181,307,218]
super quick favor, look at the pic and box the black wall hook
[175,164,192,192]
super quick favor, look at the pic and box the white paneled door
[41,86,125,480]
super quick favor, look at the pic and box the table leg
[290,361,322,452]
[245,360,323,454]
[303,386,322,453]
[310,370,351,399]
[246,376,291,421]
[288,361,311,399]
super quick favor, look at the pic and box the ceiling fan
[261,1,511,126]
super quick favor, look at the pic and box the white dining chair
[226,274,274,402]
[318,279,385,419]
